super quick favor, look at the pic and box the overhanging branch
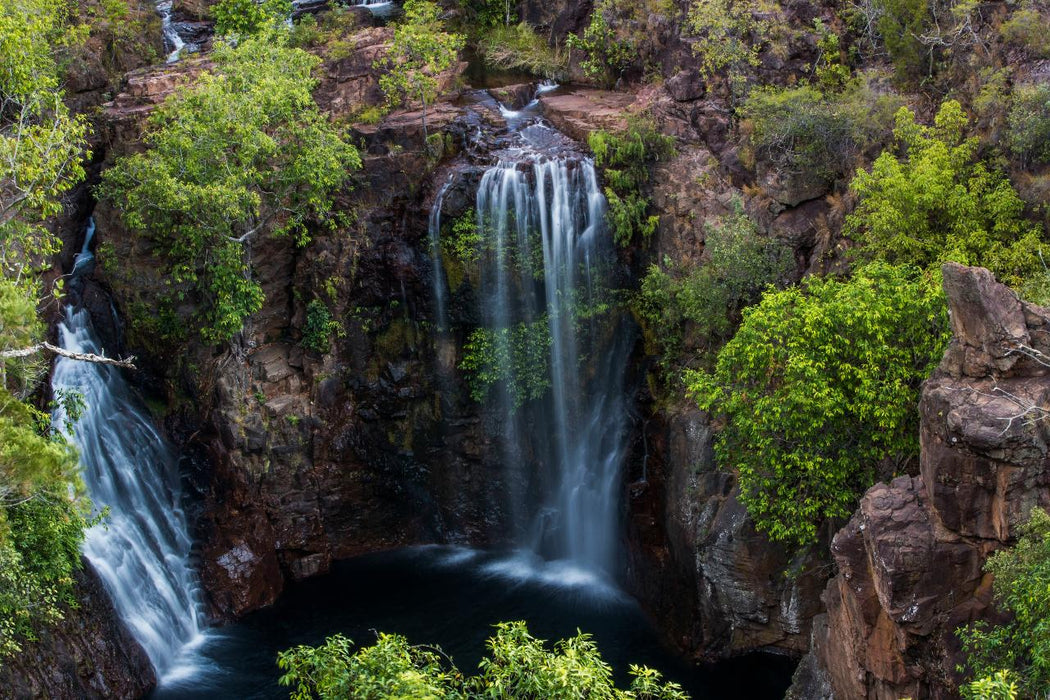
[1,342,136,369]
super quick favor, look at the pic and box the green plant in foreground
[688,262,949,545]
[277,621,689,699]
[958,508,1050,698]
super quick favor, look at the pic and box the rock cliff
[799,263,1050,698]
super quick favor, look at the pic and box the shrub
[566,2,634,88]
[847,100,1047,293]
[476,22,566,79]
[277,621,689,699]
[637,200,792,360]
[212,0,291,36]
[460,319,552,408]
[687,262,949,545]
[588,117,676,247]
[958,508,1050,698]
[1007,83,1050,168]
[1000,6,1050,58]
[740,80,901,186]
[301,299,340,353]
[687,0,772,94]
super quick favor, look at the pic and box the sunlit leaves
[688,263,949,545]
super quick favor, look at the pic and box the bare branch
[1,342,136,368]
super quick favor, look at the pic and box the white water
[52,223,208,682]
[428,175,453,333]
[155,0,186,63]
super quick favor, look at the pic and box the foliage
[566,1,635,89]
[476,22,566,79]
[0,0,93,656]
[637,200,792,360]
[1007,83,1050,169]
[460,318,552,408]
[686,0,772,94]
[588,117,676,247]
[301,299,340,353]
[443,211,482,265]
[278,621,689,699]
[687,262,949,545]
[213,0,291,36]
[289,7,363,57]
[457,0,513,28]
[1000,5,1050,59]
[962,670,1019,700]
[0,0,89,286]
[376,0,464,137]
[740,81,900,185]
[958,508,1050,698]
[812,19,851,93]
[875,0,927,81]
[101,32,361,344]
[847,101,1047,295]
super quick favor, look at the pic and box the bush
[847,100,1047,293]
[277,621,689,699]
[637,200,792,360]
[460,319,552,408]
[301,299,340,353]
[958,508,1050,698]
[588,117,676,247]
[476,22,566,79]
[740,80,901,186]
[687,0,772,94]
[687,262,949,545]
[1000,6,1050,58]
[1007,83,1050,168]
[213,0,290,36]
[566,2,634,88]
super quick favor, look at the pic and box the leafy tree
[101,31,361,344]
[686,0,771,95]
[847,101,1046,296]
[1007,83,1050,168]
[0,0,94,657]
[278,621,689,699]
[962,670,1019,700]
[566,2,634,89]
[588,117,676,247]
[958,508,1050,698]
[376,0,464,141]
[637,200,792,361]
[213,0,291,37]
[687,263,949,545]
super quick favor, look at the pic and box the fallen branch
[1,342,136,369]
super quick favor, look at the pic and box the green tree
[847,101,1046,295]
[686,0,771,95]
[212,0,291,37]
[566,2,634,89]
[278,621,689,699]
[0,0,94,657]
[101,31,361,344]
[958,508,1050,698]
[687,263,949,545]
[376,0,464,141]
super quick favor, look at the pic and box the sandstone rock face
[805,263,1050,699]
[625,402,829,659]
[0,563,156,699]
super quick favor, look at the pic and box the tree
[212,0,291,37]
[101,31,361,344]
[376,0,464,142]
[277,621,689,699]
[686,0,771,96]
[566,2,634,89]
[847,101,1046,296]
[0,0,96,657]
[958,508,1050,698]
[687,263,949,545]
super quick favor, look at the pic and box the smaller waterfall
[155,0,186,63]
[428,176,453,333]
[52,222,207,682]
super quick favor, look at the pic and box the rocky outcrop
[0,563,156,699]
[802,263,1050,699]
[626,401,830,660]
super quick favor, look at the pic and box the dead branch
[0,342,136,369]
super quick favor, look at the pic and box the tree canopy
[687,262,949,545]
[277,621,689,699]
[101,31,361,344]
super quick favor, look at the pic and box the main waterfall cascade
[52,222,207,682]
[441,98,634,577]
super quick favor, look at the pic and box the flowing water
[52,222,208,683]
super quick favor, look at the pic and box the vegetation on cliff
[0,0,93,658]
[277,621,689,699]
[100,31,361,344]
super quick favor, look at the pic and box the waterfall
[51,220,206,682]
[428,176,453,334]
[474,154,632,575]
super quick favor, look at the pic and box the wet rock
[0,563,156,699]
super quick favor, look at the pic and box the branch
[1,342,136,369]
